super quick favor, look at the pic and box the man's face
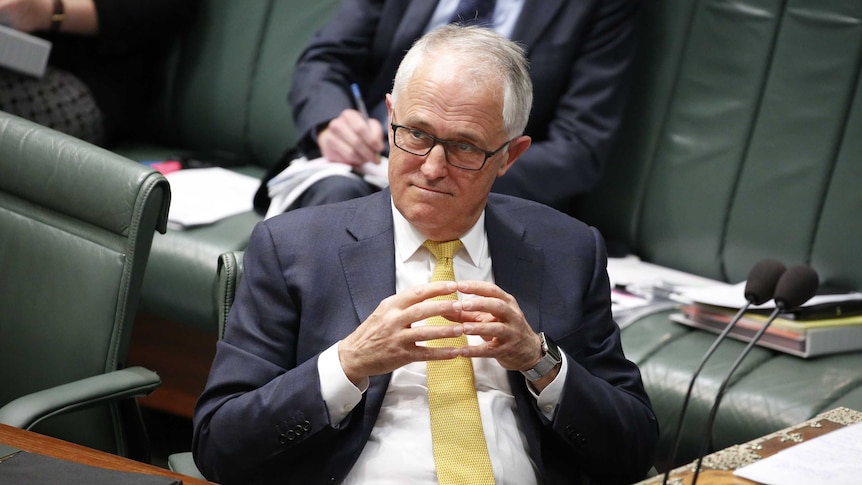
[386,58,530,241]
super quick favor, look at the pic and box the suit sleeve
[191,222,342,484]
[547,227,658,483]
[288,0,388,155]
[493,0,641,210]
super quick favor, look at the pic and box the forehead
[395,57,505,139]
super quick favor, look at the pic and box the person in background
[256,0,641,216]
[196,24,656,485]
[0,0,197,145]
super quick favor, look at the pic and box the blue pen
[350,83,370,119]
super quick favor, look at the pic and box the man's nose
[421,143,450,176]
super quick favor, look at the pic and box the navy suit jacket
[288,0,641,213]
[193,190,657,484]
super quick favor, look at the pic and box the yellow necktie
[423,239,495,485]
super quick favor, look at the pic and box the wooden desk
[637,406,862,485]
[0,424,215,485]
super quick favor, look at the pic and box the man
[256,0,641,216]
[195,25,656,485]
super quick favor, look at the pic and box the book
[0,24,51,77]
[674,303,862,358]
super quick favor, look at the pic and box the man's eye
[455,143,480,153]
[409,129,430,140]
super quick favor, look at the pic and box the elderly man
[193,24,657,485]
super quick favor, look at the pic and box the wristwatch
[520,332,562,381]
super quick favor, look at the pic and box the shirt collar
[391,199,485,267]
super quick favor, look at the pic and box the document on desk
[733,421,862,485]
[164,167,259,229]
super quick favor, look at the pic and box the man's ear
[496,135,531,177]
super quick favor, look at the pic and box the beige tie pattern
[423,239,495,485]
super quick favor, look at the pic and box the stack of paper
[672,282,862,358]
[265,156,389,219]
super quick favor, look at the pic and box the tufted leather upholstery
[579,0,862,471]
[0,111,170,457]
[112,0,342,332]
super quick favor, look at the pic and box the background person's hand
[0,0,52,32]
[317,108,384,166]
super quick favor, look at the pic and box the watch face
[541,333,562,363]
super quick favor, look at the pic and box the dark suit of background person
[0,0,198,145]
[257,0,641,216]
[196,25,656,485]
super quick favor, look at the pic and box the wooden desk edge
[637,406,862,485]
[0,423,216,485]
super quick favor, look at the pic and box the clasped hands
[339,280,544,385]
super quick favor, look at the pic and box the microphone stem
[690,305,783,485]
[661,302,751,485]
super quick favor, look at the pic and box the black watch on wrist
[520,332,562,381]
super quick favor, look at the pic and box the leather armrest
[0,366,160,430]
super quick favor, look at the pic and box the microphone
[689,264,820,485]
[661,259,786,484]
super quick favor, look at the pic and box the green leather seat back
[0,111,169,455]
[583,0,862,289]
[142,0,342,168]
[579,0,862,471]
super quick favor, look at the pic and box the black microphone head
[744,259,787,304]
[773,264,820,311]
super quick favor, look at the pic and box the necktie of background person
[423,239,495,485]
[449,0,497,27]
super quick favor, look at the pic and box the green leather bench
[106,0,862,473]
[578,0,862,471]
[113,0,342,332]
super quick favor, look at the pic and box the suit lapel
[485,199,545,331]
[393,1,439,48]
[341,191,397,324]
[510,0,567,54]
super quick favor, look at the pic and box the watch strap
[50,0,64,33]
[520,332,562,381]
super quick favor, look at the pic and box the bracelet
[50,0,65,33]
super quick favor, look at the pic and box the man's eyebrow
[402,119,484,145]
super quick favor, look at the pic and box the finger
[342,111,383,163]
[456,280,508,299]
[457,296,515,323]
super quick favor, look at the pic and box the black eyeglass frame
[390,122,513,171]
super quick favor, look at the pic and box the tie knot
[423,239,463,260]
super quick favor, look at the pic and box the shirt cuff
[318,341,367,426]
[528,355,568,421]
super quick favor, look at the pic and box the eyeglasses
[390,123,512,171]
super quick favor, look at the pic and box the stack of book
[672,283,862,358]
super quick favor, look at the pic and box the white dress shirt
[317,201,568,484]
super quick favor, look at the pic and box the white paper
[733,422,862,485]
[676,281,862,310]
[0,24,51,77]
[265,156,389,219]
[164,167,259,228]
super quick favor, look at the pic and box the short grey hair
[391,24,532,139]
